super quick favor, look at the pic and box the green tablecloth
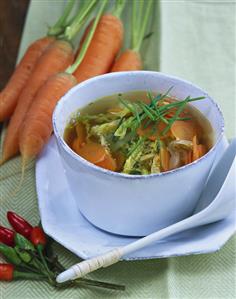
[0,0,235,298]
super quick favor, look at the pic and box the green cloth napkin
[0,0,235,298]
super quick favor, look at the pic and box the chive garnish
[116,89,205,138]
[161,96,191,136]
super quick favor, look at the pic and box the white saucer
[36,137,235,260]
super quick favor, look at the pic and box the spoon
[56,138,236,283]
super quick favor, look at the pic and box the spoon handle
[56,218,193,283]
[56,248,123,283]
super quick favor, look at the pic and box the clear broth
[64,91,214,174]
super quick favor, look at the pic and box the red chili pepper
[0,263,46,281]
[7,212,33,239]
[0,264,14,281]
[30,227,47,248]
[0,226,15,247]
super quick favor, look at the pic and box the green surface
[0,0,236,298]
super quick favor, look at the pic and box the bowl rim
[52,71,225,180]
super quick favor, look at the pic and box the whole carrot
[1,40,74,163]
[19,1,107,165]
[111,0,153,72]
[0,37,55,122]
[111,49,142,72]
[0,1,100,164]
[19,72,77,162]
[0,0,75,122]
[71,1,125,83]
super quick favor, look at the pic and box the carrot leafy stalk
[111,0,154,72]
[47,0,76,37]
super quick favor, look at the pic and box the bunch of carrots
[0,0,154,177]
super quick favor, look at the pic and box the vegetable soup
[64,90,214,174]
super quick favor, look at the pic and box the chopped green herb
[64,89,209,175]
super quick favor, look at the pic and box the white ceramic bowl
[53,71,225,236]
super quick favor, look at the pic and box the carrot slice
[192,135,206,161]
[76,142,107,164]
[75,141,116,171]
[160,147,170,172]
[197,144,207,159]
[96,153,117,171]
[72,138,82,154]
[137,121,170,141]
[72,123,87,153]
[75,123,86,146]
[182,150,192,165]
[113,151,125,171]
[192,135,199,161]
[171,120,197,141]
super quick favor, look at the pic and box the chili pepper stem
[76,277,125,291]
[45,256,65,273]
[30,258,46,273]
[22,249,59,276]
[52,258,65,272]
[14,270,47,280]
[37,245,55,284]
[31,257,55,285]
[18,263,42,274]
[57,277,125,291]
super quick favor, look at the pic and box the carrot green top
[132,0,153,52]
[47,0,76,37]
[66,0,126,74]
